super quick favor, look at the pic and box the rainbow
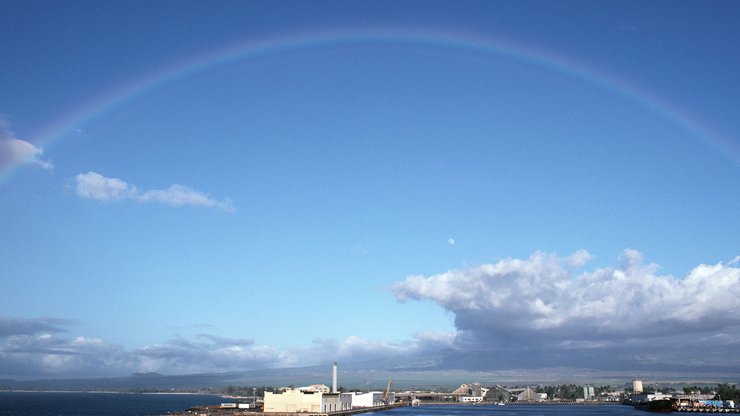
[4,28,738,184]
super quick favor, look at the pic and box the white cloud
[74,171,234,212]
[393,249,740,369]
[139,184,234,212]
[3,250,739,379]
[0,119,52,173]
[75,171,136,201]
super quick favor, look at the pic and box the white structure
[517,387,545,402]
[332,362,338,393]
[323,392,352,412]
[583,385,595,400]
[453,383,483,397]
[264,389,322,413]
[349,392,385,408]
[460,396,484,403]
[300,384,330,393]
[263,389,352,413]
[633,380,644,394]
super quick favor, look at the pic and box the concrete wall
[321,393,352,412]
[264,389,322,413]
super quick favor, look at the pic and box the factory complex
[177,366,737,415]
[262,363,395,414]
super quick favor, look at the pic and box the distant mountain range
[3,363,739,392]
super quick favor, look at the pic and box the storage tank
[632,380,644,394]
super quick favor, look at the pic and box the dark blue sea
[0,392,224,416]
[0,394,640,416]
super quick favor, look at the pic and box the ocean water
[0,392,224,416]
[368,404,636,416]
[0,394,639,416]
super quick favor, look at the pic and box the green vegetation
[716,384,738,401]
[222,385,275,397]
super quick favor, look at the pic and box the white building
[300,384,331,393]
[323,392,352,412]
[633,380,644,394]
[349,392,385,408]
[583,385,595,400]
[263,389,352,413]
[460,396,484,403]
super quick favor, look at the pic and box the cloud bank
[75,171,234,212]
[0,318,447,379]
[2,250,738,379]
[0,119,53,174]
[394,249,740,371]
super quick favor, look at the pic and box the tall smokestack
[332,362,338,393]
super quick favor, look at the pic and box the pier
[675,408,740,413]
[170,403,407,416]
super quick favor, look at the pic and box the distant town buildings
[516,387,546,402]
[261,363,734,414]
[453,383,489,403]
[484,385,514,402]
[583,385,595,400]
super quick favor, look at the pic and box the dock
[674,409,740,413]
[169,403,407,416]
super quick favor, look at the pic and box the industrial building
[484,385,514,402]
[517,387,546,401]
[453,383,483,397]
[633,379,644,394]
[264,362,395,413]
[583,385,595,400]
[299,384,331,393]
[348,392,386,408]
[263,389,351,413]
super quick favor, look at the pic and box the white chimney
[332,362,338,393]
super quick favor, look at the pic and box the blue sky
[1,1,739,380]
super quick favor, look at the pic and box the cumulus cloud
[74,171,234,212]
[3,250,739,378]
[74,171,136,201]
[0,118,52,173]
[393,249,740,371]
